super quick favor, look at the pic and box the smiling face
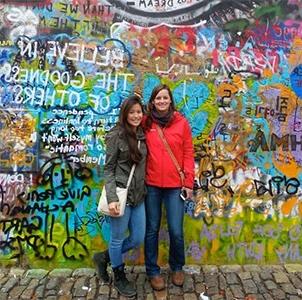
[152,89,172,114]
[127,103,143,129]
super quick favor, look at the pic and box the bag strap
[126,140,141,188]
[156,125,185,186]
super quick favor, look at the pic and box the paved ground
[1,264,302,299]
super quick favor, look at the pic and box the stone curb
[0,264,301,299]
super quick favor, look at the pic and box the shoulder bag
[98,141,140,217]
[156,124,185,186]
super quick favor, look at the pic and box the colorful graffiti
[0,0,302,268]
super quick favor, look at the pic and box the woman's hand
[181,187,193,200]
[108,202,120,216]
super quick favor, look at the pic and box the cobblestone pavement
[1,264,302,299]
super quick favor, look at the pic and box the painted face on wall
[153,89,171,114]
[127,103,143,129]
[52,162,72,189]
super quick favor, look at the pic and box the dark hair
[118,95,143,164]
[145,84,176,128]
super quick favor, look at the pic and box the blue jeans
[109,202,146,268]
[144,186,185,277]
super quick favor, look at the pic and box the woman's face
[127,103,143,129]
[153,89,171,114]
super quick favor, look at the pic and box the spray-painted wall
[0,0,302,268]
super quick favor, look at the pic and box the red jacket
[143,112,195,189]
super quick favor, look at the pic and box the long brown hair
[145,84,176,129]
[118,95,143,164]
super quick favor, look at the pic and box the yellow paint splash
[289,37,302,66]
[298,202,302,217]
[273,152,300,178]
[262,68,273,78]
[281,197,298,216]
[217,83,238,96]
[211,239,220,253]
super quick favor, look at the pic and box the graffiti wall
[0,0,302,268]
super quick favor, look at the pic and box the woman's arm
[103,129,120,204]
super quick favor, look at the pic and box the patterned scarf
[151,108,174,127]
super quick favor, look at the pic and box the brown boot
[172,271,184,286]
[150,275,165,290]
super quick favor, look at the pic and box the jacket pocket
[115,173,127,188]
[118,143,129,160]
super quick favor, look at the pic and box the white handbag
[97,141,140,217]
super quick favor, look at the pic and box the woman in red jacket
[143,84,194,290]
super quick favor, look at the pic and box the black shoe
[113,264,136,297]
[93,250,110,283]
